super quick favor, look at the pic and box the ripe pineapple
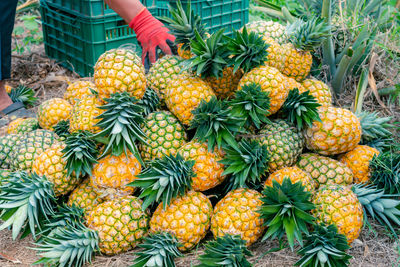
[64,80,96,106]
[339,145,380,184]
[139,111,187,162]
[257,119,304,172]
[304,106,362,155]
[69,95,103,134]
[7,117,38,134]
[37,98,72,130]
[7,118,25,134]
[0,169,12,186]
[297,153,353,188]
[178,140,225,192]
[265,166,316,193]
[90,151,141,197]
[312,185,363,244]
[301,79,332,106]
[238,66,288,115]
[284,76,306,92]
[244,20,287,44]
[0,134,23,169]
[211,188,265,246]
[32,142,80,196]
[262,36,286,71]
[164,74,215,126]
[282,17,330,82]
[94,49,146,101]
[67,178,103,213]
[150,190,213,251]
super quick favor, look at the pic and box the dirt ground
[1,42,399,266]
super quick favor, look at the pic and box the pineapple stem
[332,48,353,95]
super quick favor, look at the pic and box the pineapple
[67,178,103,214]
[339,145,380,184]
[94,49,146,101]
[6,118,25,134]
[0,169,12,186]
[7,117,38,134]
[297,153,353,188]
[178,140,225,192]
[284,77,306,92]
[150,190,213,251]
[265,166,316,193]
[305,106,362,155]
[0,134,23,169]
[312,185,363,244]
[301,78,333,106]
[37,98,72,130]
[139,111,187,162]
[244,20,287,44]
[282,17,330,82]
[32,142,80,196]
[257,119,304,172]
[262,36,286,71]
[90,151,141,198]
[211,188,265,246]
[69,95,103,134]
[63,80,96,106]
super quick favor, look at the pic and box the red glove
[129,8,175,64]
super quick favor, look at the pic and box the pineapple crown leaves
[220,139,270,192]
[369,150,400,195]
[286,16,330,51]
[281,88,321,131]
[0,171,56,240]
[259,178,315,251]
[228,83,271,129]
[190,96,244,151]
[138,88,161,116]
[53,120,71,139]
[131,232,183,267]
[33,223,99,267]
[62,131,99,178]
[226,27,270,73]
[352,183,400,236]
[182,29,230,79]
[356,111,393,144]
[8,85,37,108]
[195,234,253,267]
[129,153,195,211]
[94,92,147,162]
[295,224,352,267]
[158,0,207,50]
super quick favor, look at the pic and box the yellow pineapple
[7,118,38,135]
[211,188,265,246]
[177,43,193,59]
[64,80,96,106]
[301,79,332,106]
[67,178,103,213]
[205,66,244,99]
[265,166,316,193]
[284,76,306,92]
[338,145,380,184]
[37,98,72,130]
[244,20,287,44]
[7,118,25,134]
[5,84,12,94]
[262,36,285,71]
[69,95,103,134]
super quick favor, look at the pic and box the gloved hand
[129,8,176,65]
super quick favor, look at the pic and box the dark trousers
[0,0,19,80]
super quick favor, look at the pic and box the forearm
[105,0,145,23]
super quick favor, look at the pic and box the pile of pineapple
[1,3,399,267]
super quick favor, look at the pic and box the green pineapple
[0,133,24,169]
[7,118,39,134]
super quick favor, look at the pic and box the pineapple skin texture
[313,185,363,244]
[68,178,103,214]
[7,118,38,135]
[139,111,187,162]
[91,151,141,197]
[178,141,225,192]
[164,74,215,126]
[64,80,96,106]
[69,95,103,134]
[177,43,193,60]
[281,43,312,82]
[338,145,380,184]
[305,107,362,155]
[263,37,285,71]
[238,65,288,115]
[297,153,353,188]
[205,66,243,99]
[7,118,25,134]
[150,190,213,251]
[94,49,146,101]
[86,196,150,255]
[265,166,316,193]
[284,76,306,92]
[244,20,287,44]
[301,79,333,107]
[0,134,24,169]
[211,188,265,247]
[32,142,80,196]
[37,98,72,130]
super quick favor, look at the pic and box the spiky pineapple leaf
[62,131,99,178]
[131,232,183,267]
[226,27,270,73]
[220,139,270,192]
[8,85,37,108]
[229,83,271,129]
[196,234,252,267]
[138,88,161,116]
[370,149,400,195]
[281,88,321,130]
[129,153,195,211]
[356,111,393,144]
[53,120,70,139]
[0,171,56,240]
[190,97,244,151]
[295,224,352,267]
[259,178,315,250]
